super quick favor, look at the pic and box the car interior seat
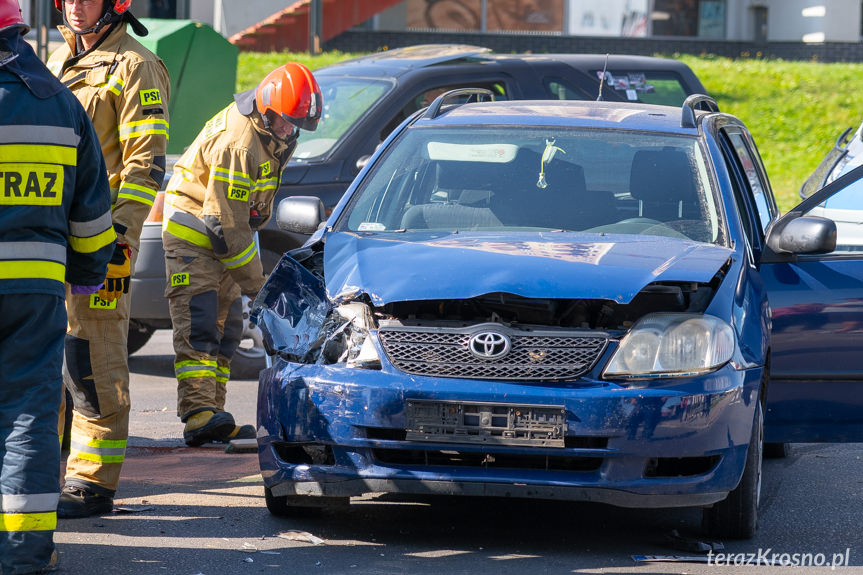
[400,160,501,229]
[629,148,700,221]
[492,148,593,230]
[628,148,712,241]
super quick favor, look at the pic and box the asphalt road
[52,329,863,574]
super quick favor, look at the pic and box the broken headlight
[603,313,734,379]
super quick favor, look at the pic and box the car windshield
[291,76,393,161]
[342,126,724,244]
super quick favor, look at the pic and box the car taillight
[145,191,165,223]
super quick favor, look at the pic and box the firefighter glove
[97,243,131,302]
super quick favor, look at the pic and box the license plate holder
[405,400,566,447]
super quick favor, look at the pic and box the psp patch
[228,187,249,202]
[89,294,118,309]
[259,161,271,178]
[139,88,162,106]
[171,272,190,287]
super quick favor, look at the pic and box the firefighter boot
[183,410,236,446]
[57,485,113,518]
[214,424,255,443]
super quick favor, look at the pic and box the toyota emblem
[468,331,511,360]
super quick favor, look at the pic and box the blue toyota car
[252,92,863,539]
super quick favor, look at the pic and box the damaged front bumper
[257,357,762,509]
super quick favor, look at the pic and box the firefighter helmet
[53,0,132,16]
[0,0,28,35]
[255,62,322,132]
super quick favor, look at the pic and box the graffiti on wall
[406,0,564,33]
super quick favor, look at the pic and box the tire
[764,442,790,459]
[127,319,156,355]
[702,401,763,539]
[264,486,324,517]
[229,248,283,380]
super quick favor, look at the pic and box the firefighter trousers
[0,294,65,574]
[60,254,136,498]
[165,249,243,421]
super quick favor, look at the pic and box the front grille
[377,324,607,381]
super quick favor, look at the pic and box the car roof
[315,44,704,87]
[413,99,704,135]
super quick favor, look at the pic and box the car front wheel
[702,400,763,539]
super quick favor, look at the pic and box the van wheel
[127,319,155,355]
[702,401,763,539]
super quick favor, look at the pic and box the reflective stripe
[0,242,66,283]
[220,241,257,270]
[0,241,66,263]
[0,143,76,165]
[210,166,250,188]
[0,125,80,147]
[103,74,124,96]
[252,177,279,193]
[164,219,211,249]
[69,210,113,237]
[69,226,116,254]
[117,182,157,206]
[163,207,213,249]
[69,435,127,464]
[0,261,65,282]
[118,119,169,142]
[175,360,218,381]
[1,493,59,513]
[215,365,230,384]
[69,211,115,254]
[0,512,56,532]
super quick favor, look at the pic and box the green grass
[239,51,863,212]
[676,54,862,211]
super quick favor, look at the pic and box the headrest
[630,149,697,204]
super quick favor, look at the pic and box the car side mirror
[276,196,326,234]
[766,215,837,255]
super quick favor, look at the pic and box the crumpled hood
[323,232,733,305]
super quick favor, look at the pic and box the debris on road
[276,530,325,545]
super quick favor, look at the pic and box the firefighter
[47,0,170,517]
[162,62,321,446]
[0,1,115,571]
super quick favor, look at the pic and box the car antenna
[597,53,609,102]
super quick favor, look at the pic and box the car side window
[719,131,757,249]
[380,82,510,141]
[724,130,775,236]
[544,76,592,100]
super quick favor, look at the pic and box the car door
[760,164,863,442]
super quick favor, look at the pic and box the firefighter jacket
[47,22,170,250]
[162,89,294,295]
[0,31,115,297]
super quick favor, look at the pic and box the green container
[132,19,238,154]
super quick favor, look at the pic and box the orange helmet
[255,62,322,132]
[0,0,28,35]
[53,0,131,15]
